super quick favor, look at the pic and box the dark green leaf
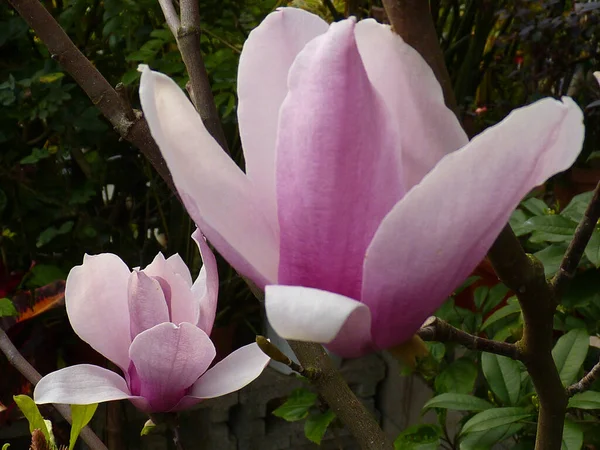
[20,148,50,165]
[69,404,98,450]
[552,328,589,386]
[568,390,600,409]
[460,423,524,450]
[521,215,577,238]
[473,286,489,310]
[482,284,510,315]
[304,409,335,445]
[28,264,65,288]
[481,299,520,331]
[435,358,477,394]
[394,424,441,450]
[561,419,583,450]
[460,407,532,435]
[272,389,318,422]
[521,198,548,216]
[534,244,569,277]
[423,393,493,412]
[561,191,595,222]
[481,353,522,406]
[584,229,600,267]
[0,188,6,215]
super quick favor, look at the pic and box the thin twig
[0,328,108,450]
[322,0,343,20]
[255,336,312,377]
[7,0,176,195]
[157,0,180,36]
[552,180,600,294]
[417,317,520,360]
[164,0,230,153]
[567,358,600,397]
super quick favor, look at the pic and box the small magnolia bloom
[139,8,585,357]
[34,231,270,412]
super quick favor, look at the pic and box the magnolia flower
[139,8,584,358]
[34,231,270,412]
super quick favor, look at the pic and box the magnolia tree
[2,1,600,450]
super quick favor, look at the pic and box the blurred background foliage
[4,0,600,448]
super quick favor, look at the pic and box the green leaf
[28,264,65,288]
[0,298,18,317]
[584,229,600,267]
[423,393,493,412]
[482,284,510,315]
[473,286,489,310]
[460,407,532,435]
[2,444,10,450]
[394,424,441,450]
[521,198,548,216]
[304,409,335,445]
[521,215,577,239]
[13,395,51,444]
[69,404,97,450]
[534,244,569,277]
[568,390,600,409]
[272,389,318,422]
[481,353,522,406]
[561,419,583,450]
[552,328,589,386]
[0,188,7,214]
[36,221,74,248]
[561,191,595,222]
[20,147,50,165]
[435,358,477,394]
[460,423,525,450]
[481,299,520,331]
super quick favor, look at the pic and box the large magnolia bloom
[34,232,269,412]
[139,8,584,358]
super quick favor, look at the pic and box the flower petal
[362,97,584,350]
[65,254,131,370]
[142,252,198,326]
[129,322,216,412]
[238,7,328,216]
[265,285,373,357]
[187,342,270,399]
[128,271,169,339]
[139,66,279,286]
[276,18,404,300]
[191,229,219,335]
[166,253,193,287]
[34,364,147,409]
[354,20,468,188]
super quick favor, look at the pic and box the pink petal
[128,322,216,412]
[142,253,198,326]
[186,342,270,399]
[362,97,584,350]
[192,229,219,335]
[139,66,279,286]
[238,7,328,217]
[34,364,148,409]
[127,271,169,339]
[65,254,131,370]
[354,20,468,189]
[265,285,373,358]
[276,18,404,300]
[166,253,193,287]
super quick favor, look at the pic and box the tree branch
[0,328,108,450]
[7,0,176,195]
[567,358,600,397]
[417,317,520,360]
[158,0,230,153]
[288,341,394,450]
[322,0,344,20]
[552,180,600,294]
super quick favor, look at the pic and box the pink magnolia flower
[139,8,584,358]
[34,232,269,412]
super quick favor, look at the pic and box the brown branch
[171,0,230,153]
[552,180,600,294]
[567,358,600,397]
[322,0,344,20]
[0,328,108,450]
[7,0,176,195]
[157,0,180,36]
[417,317,520,360]
[288,341,394,450]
